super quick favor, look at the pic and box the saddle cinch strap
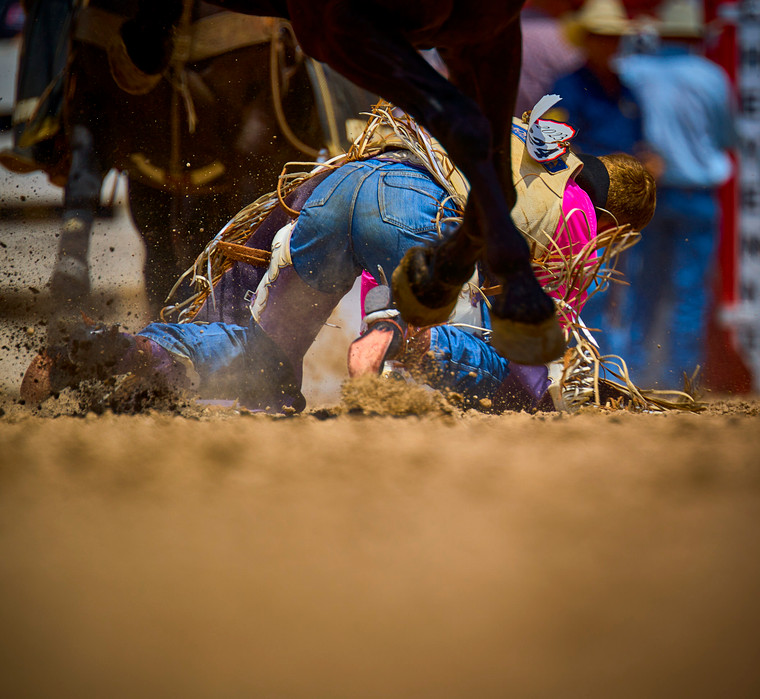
[74,7,276,63]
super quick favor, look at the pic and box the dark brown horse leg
[48,124,103,345]
[295,9,562,363]
[441,24,564,363]
[287,14,488,319]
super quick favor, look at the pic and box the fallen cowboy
[20,101,701,414]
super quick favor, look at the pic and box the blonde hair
[598,153,656,231]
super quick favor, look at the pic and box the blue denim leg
[138,321,251,377]
[421,325,510,407]
[668,190,718,380]
[625,187,718,386]
[290,159,454,293]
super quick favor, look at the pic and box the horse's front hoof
[107,36,162,95]
[490,312,565,365]
[391,247,462,326]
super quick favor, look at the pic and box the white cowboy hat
[656,0,704,38]
[564,0,634,45]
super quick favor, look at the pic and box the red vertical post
[702,0,753,392]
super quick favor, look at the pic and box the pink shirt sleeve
[550,179,597,320]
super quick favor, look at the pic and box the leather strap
[75,8,276,63]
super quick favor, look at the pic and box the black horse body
[120,0,565,364]
[52,0,336,336]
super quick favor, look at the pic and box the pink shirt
[550,179,597,319]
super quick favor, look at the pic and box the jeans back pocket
[379,171,446,233]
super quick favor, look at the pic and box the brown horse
[116,0,564,364]
[49,0,371,340]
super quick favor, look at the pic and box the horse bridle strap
[75,8,276,64]
[173,13,276,63]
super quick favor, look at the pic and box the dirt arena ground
[2,140,760,699]
[1,386,759,698]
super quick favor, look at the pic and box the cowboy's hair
[598,152,656,231]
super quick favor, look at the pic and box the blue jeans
[290,158,457,293]
[425,325,510,407]
[138,319,514,406]
[139,321,251,381]
[140,160,516,406]
[591,186,719,387]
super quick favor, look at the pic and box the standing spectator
[616,0,735,386]
[548,0,648,157]
[516,0,584,116]
[546,0,657,359]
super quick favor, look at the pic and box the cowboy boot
[243,225,344,412]
[347,284,431,378]
[20,323,188,404]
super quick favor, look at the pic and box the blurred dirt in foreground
[1,394,759,698]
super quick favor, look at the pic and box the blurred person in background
[546,0,660,358]
[548,0,651,157]
[515,0,584,116]
[614,0,735,387]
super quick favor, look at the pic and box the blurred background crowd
[0,0,758,394]
[517,0,756,393]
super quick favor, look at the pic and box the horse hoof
[108,36,162,95]
[391,249,459,326]
[489,313,566,365]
